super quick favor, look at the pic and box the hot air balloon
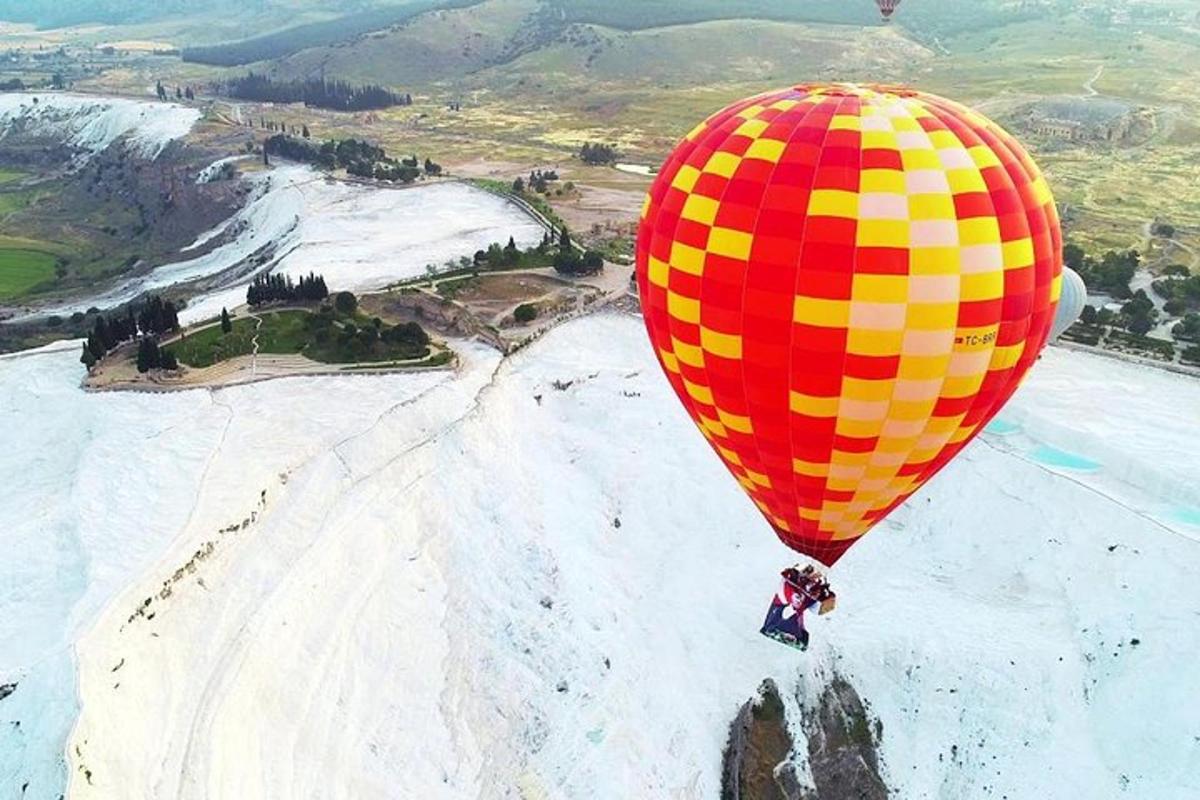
[1050,266,1086,340]
[877,0,903,21]
[635,84,1062,645]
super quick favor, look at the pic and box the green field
[0,247,58,300]
[168,315,259,367]
[255,309,314,354]
[0,190,33,216]
[0,168,26,185]
[167,308,431,368]
[167,311,315,368]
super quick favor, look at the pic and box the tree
[1128,315,1154,336]
[80,342,97,371]
[1063,243,1085,271]
[136,338,162,373]
[1173,313,1200,341]
[161,350,179,371]
[512,177,525,193]
[503,236,519,265]
[558,227,572,252]
[334,291,358,315]
[221,307,233,334]
[1080,304,1098,325]
[302,124,311,139]
[582,250,604,272]
[553,249,582,275]
[87,331,105,362]
[514,303,538,323]
[1122,290,1154,317]
[212,73,405,112]
[579,142,618,165]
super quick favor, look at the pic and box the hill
[27,315,1197,800]
[244,0,1200,256]
[0,0,374,28]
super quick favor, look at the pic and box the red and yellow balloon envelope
[635,84,1063,567]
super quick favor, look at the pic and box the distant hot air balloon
[636,84,1063,569]
[877,0,903,21]
[1050,266,1086,340]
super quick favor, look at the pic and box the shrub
[514,303,538,323]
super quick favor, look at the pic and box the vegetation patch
[168,316,258,369]
[166,302,433,369]
[1105,330,1175,361]
[215,73,411,112]
[0,190,33,216]
[514,303,538,323]
[0,248,59,300]
[264,134,439,182]
[180,0,488,66]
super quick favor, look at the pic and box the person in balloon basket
[760,565,834,651]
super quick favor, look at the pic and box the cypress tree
[87,331,105,361]
[221,307,232,333]
[80,341,97,370]
[136,338,157,373]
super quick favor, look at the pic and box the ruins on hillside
[1016,96,1154,145]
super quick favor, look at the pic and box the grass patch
[168,317,258,368]
[168,310,315,367]
[167,308,433,368]
[254,310,313,354]
[0,168,26,185]
[437,276,479,300]
[0,191,33,216]
[342,349,452,370]
[0,247,59,300]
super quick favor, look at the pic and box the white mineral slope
[19,164,541,325]
[65,318,1200,799]
[0,92,199,161]
[180,171,543,323]
[0,342,228,798]
[0,342,457,799]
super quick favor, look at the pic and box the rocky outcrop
[800,677,888,800]
[722,679,796,800]
[722,675,889,800]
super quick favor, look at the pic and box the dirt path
[248,312,263,377]
[1083,64,1104,97]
